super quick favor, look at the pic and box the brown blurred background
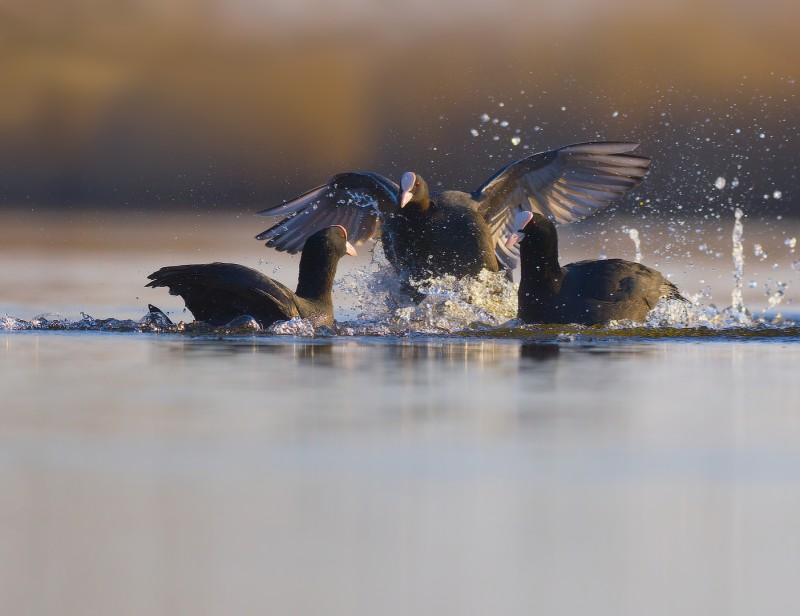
[1,0,798,216]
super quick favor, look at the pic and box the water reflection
[4,332,800,616]
[382,339,519,368]
[519,342,560,361]
[150,334,668,374]
[154,337,338,364]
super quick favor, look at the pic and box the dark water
[3,330,800,615]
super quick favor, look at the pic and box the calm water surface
[2,331,800,615]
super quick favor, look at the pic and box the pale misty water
[2,209,800,615]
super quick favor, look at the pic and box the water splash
[763,280,789,314]
[267,317,318,337]
[730,207,749,323]
[623,227,643,262]
[643,295,765,329]
[223,316,262,332]
[336,244,518,334]
[1,311,163,332]
[394,270,518,333]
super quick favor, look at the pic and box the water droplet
[510,136,521,146]
[773,190,783,199]
[714,177,726,190]
[480,113,490,122]
[611,111,619,118]
[499,120,509,127]
[470,129,479,137]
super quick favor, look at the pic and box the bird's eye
[414,182,419,189]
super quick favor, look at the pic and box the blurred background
[3,0,799,319]
[1,0,798,216]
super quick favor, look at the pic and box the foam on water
[335,243,518,334]
[267,317,318,337]
[1,312,163,333]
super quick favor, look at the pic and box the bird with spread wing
[256,142,650,285]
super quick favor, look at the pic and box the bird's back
[391,191,498,279]
[146,263,300,327]
[559,259,682,322]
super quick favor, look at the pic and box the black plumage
[507,212,685,324]
[146,226,356,328]
[255,142,650,283]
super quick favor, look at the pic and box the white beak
[399,171,416,208]
[505,211,534,247]
[345,241,357,257]
[505,231,525,248]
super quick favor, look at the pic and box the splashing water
[1,311,169,333]
[764,280,789,314]
[644,294,758,329]
[335,243,411,324]
[3,209,795,337]
[394,270,518,333]
[336,244,519,334]
[623,227,643,262]
[267,317,317,337]
[730,208,748,323]
[625,207,792,330]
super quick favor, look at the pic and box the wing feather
[474,142,651,270]
[145,263,299,325]
[256,172,398,254]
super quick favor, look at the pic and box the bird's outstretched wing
[256,172,399,253]
[474,142,651,270]
[146,263,299,325]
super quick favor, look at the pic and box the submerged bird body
[146,226,356,327]
[256,142,651,285]
[508,212,684,325]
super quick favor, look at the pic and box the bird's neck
[519,242,563,293]
[295,249,337,302]
[407,195,432,214]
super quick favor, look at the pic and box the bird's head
[398,172,430,209]
[504,212,555,248]
[305,225,358,258]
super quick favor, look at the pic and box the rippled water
[3,210,800,615]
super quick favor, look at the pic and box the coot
[146,226,356,327]
[256,142,650,283]
[506,212,685,324]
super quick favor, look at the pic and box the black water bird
[256,142,650,283]
[146,226,356,328]
[506,212,685,324]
